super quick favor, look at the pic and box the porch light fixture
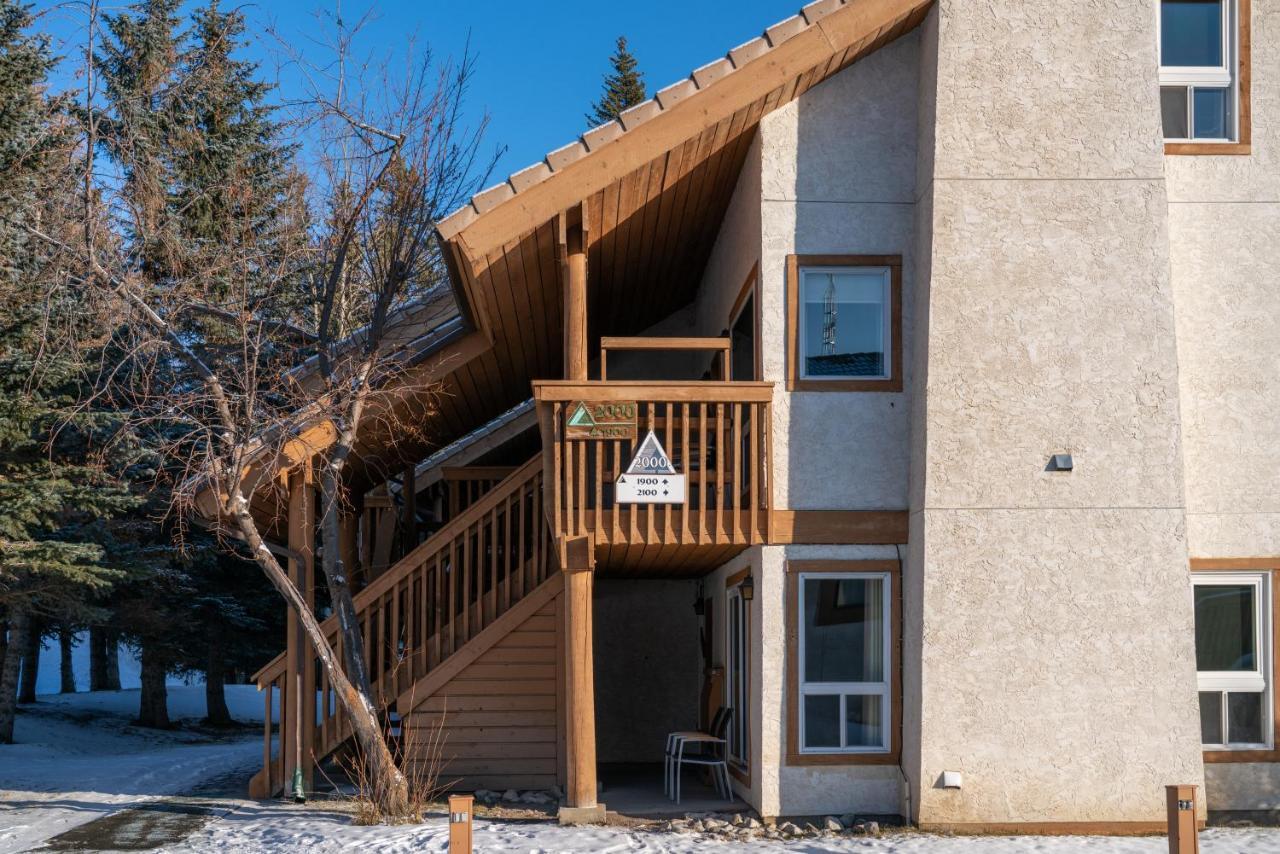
[740,574,754,601]
[693,582,705,616]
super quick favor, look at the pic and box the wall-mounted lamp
[693,581,705,616]
[740,574,755,601]
[1048,453,1074,472]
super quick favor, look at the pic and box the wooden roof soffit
[439,0,931,261]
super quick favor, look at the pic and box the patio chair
[664,705,728,797]
[666,706,733,804]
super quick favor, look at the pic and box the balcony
[533,361,773,574]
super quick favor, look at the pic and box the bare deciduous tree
[23,6,497,819]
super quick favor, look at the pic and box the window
[1193,572,1272,750]
[786,560,900,764]
[1159,0,1251,150]
[725,581,750,771]
[785,255,903,392]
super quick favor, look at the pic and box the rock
[474,788,497,802]
[840,813,858,828]
[501,789,520,801]
[730,813,746,827]
[746,817,762,829]
[824,816,843,832]
[551,784,565,799]
[778,821,801,836]
[703,819,728,832]
[802,822,821,836]
[863,820,881,836]
[850,819,881,836]
[521,791,552,804]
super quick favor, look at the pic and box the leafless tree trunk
[204,634,232,726]
[137,642,170,728]
[0,611,28,743]
[17,620,40,704]
[59,630,75,694]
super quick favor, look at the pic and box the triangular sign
[625,430,677,475]
[566,402,596,428]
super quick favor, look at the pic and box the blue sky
[36,0,796,187]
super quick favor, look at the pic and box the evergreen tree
[0,0,135,743]
[586,36,646,127]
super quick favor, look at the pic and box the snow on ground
[0,685,264,852]
[4,688,1280,852]
[172,806,1280,854]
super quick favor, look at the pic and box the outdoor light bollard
[1165,784,1199,854]
[448,793,474,854]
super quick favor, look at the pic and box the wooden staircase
[249,456,555,798]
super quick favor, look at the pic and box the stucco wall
[1166,0,1280,807]
[593,579,700,764]
[905,0,1205,826]
[708,545,906,820]
[758,32,919,512]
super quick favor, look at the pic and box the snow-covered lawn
[0,685,264,852]
[4,687,1280,852]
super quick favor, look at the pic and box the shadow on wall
[593,579,701,763]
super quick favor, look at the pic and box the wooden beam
[561,537,597,809]
[561,207,588,382]
[768,510,908,545]
[284,466,317,791]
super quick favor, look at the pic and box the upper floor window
[1193,571,1272,750]
[1160,0,1248,146]
[785,255,903,393]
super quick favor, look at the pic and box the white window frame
[724,584,749,768]
[1158,0,1239,142]
[1192,571,1272,751]
[797,571,892,754]
[797,266,892,383]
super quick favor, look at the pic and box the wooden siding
[403,591,564,791]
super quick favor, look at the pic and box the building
[227,0,1279,832]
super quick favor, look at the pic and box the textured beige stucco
[1166,0,1280,809]
[709,545,905,819]
[758,32,919,511]
[906,0,1205,825]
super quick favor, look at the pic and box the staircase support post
[559,535,604,823]
[284,466,317,793]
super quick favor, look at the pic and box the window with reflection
[1160,0,1240,142]
[1193,572,1271,750]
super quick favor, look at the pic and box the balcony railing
[533,381,773,559]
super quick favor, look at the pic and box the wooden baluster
[462,526,472,643]
[564,435,575,539]
[645,403,656,545]
[680,403,691,544]
[732,402,742,544]
[594,439,603,542]
[552,402,563,541]
[663,401,675,545]
[447,541,457,656]
[750,403,760,541]
[262,682,272,789]
[715,403,725,544]
[610,439,622,545]
[698,403,708,542]
[577,437,587,540]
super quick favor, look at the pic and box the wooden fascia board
[451,0,923,259]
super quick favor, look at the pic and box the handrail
[531,380,773,403]
[254,457,543,685]
[599,337,731,381]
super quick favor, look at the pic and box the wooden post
[448,793,474,853]
[1166,784,1200,854]
[561,207,588,382]
[284,466,317,792]
[560,535,603,822]
[402,464,418,554]
[339,511,359,590]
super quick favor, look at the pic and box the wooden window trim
[785,255,904,393]
[1190,557,1280,763]
[726,262,762,383]
[1164,0,1252,156]
[724,567,752,786]
[785,559,902,766]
